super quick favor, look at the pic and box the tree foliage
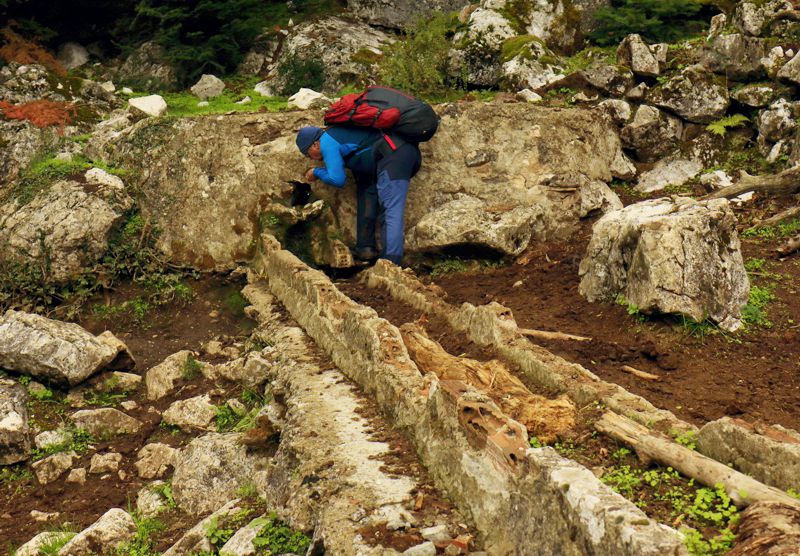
[589,0,711,46]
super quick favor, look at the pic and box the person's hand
[305,168,317,182]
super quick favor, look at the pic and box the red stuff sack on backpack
[324,86,438,143]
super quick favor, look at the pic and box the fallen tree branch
[705,167,800,200]
[518,328,592,342]
[777,233,800,257]
[595,411,800,509]
[756,205,800,228]
[620,365,661,381]
[400,322,576,442]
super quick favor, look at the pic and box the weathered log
[728,501,800,556]
[777,234,800,257]
[705,167,800,200]
[399,322,576,442]
[595,411,800,508]
[620,365,661,381]
[519,328,592,342]
[757,205,800,228]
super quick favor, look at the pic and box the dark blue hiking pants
[354,140,421,265]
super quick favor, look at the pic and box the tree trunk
[728,502,800,555]
[399,322,576,443]
[705,167,800,200]
[595,411,800,508]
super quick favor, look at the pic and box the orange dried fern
[0,100,77,131]
[0,24,66,76]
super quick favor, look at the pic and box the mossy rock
[501,35,544,62]
[351,48,383,66]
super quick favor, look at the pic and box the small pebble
[209,310,220,319]
[512,280,524,288]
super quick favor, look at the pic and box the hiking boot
[352,247,379,262]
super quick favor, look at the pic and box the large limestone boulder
[145,350,198,400]
[0,174,132,283]
[500,39,563,91]
[449,8,515,88]
[0,311,133,386]
[700,34,768,80]
[732,0,793,37]
[347,0,466,30]
[172,433,259,515]
[620,105,683,162]
[58,508,136,555]
[579,197,750,331]
[0,379,30,464]
[90,102,633,268]
[266,17,391,95]
[648,65,729,124]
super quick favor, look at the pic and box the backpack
[323,86,439,144]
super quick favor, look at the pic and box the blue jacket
[313,127,382,187]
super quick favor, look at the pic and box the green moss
[500,0,535,35]
[501,35,541,62]
[350,48,383,66]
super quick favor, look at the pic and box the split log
[705,167,800,200]
[595,411,800,508]
[777,233,800,257]
[620,365,661,381]
[728,502,800,556]
[518,328,592,342]
[399,322,576,443]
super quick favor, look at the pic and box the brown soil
[340,193,800,433]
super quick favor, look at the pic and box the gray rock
[135,442,178,479]
[516,89,543,103]
[403,542,437,556]
[420,524,451,542]
[764,46,791,79]
[237,33,282,75]
[732,0,793,37]
[776,49,800,84]
[162,394,217,432]
[579,62,635,97]
[500,40,563,91]
[0,177,132,283]
[579,197,749,331]
[253,80,274,97]
[89,451,122,474]
[707,13,727,38]
[145,350,197,400]
[599,99,632,126]
[616,34,662,77]
[15,531,75,556]
[190,74,226,100]
[70,408,142,437]
[348,0,466,30]
[732,83,780,107]
[58,507,136,555]
[697,417,800,492]
[649,65,729,124]
[128,94,167,118]
[34,428,71,450]
[621,105,683,162]
[219,515,268,555]
[137,480,169,517]
[172,433,257,515]
[32,451,77,485]
[635,157,703,193]
[700,33,768,80]
[0,311,133,386]
[56,42,89,70]
[757,98,797,143]
[287,88,331,110]
[163,500,241,555]
[65,467,86,484]
[700,170,734,191]
[0,379,30,465]
[449,8,515,88]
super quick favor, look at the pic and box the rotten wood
[777,233,800,257]
[728,501,800,555]
[620,365,661,381]
[595,411,800,509]
[705,166,800,200]
[518,327,592,342]
[400,322,576,442]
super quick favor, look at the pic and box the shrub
[379,11,463,99]
[0,24,66,75]
[276,50,326,96]
[589,0,710,47]
[0,99,76,131]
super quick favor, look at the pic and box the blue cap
[296,126,324,155]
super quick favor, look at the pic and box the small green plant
[788,488,800,500]
[204,515,235,548]
[39,529,77,556]
[529,436,543,448]
[215,402,242,433]
[615,294,646,322]
[31,427,95,461]
[679,316,718,340]
[182,355,202,380]
[742,218,800,240]
[430,257,470,277]
[235,480,259,498]
[0,463,33,485]
[251,513,311,554]
[601,465,642,496]
[744,258,766,272]
[150,481,177,509]
[115,513,164,556]
[18,375,31,386]
[681,526,736,556]
[28,386,55,401]
[612,447,631,460]
[688,483,738,527]
[224,289,248,317]
[672,429,698,451]
[741,285,775,328]
[705,114,749,137]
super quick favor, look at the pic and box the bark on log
[595,411,800,508]
[728,501,800,556]
[705,167,800,200]
[399,322,576,442]
[518,328,592,342]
